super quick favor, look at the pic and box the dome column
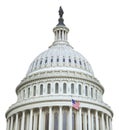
[15,113,18,130]
[95,110,99,130]
[101,113,105,130]
[88,109,91,130]
[10,116,13,130]
[33,112,38,130]
[109,117,112,130]
[7,118,10,130]
[91,113,94,130]
[79,108,82,130]
[69,107,72,130]
[21,111,25,130]
[59,106,63,130]
[106,115,109,130]
[29,109,33,130]
[39,108,42,130]
[49,107,52,130]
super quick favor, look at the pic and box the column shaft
[106,115,109,130]
[39,108,42,130]
[91,113,94,130]
[88,109,91,130]
[79,108,82,130]
[95,111,99,130]
[10,116,13,130]
[59,106,62,130]
[69,107,72,130]
[21,111,25,130]
[33,112,37,130]
[49,107,52,130]
[101,113,105,130]
[15,113,18,130]
[29,109,33,130]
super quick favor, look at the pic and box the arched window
[55,83,59,94]
[40,84,43,95]
[95,90,97,99]
[63,83,67,93]
[63,111,67,130]
[23,89,25,99]
[33,86,36,96]
[47,84,51,94]
[45,113,49,130]
[85,86,88,96]
[71,83,74,94]
[91,88,93,98]
[72,112,76,130]
[54,112,58,130]
[28,88,30,97]
[78,84,81,95]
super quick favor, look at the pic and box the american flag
[72,99,80,110]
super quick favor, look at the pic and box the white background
[0,0,119,129]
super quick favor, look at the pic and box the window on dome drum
[63,111,67,130]
[85,86,88,96]
[33,86,36,96]
[95,90,97,99]
[63,83,67,93]
[55,83,59,93]
[72,112,76,130]
[71,83,74,94]
[28,88,30,98]
[45,113,49,130]
[40,84,43,95]
[23,89,25,99]
[47,84,51,94]
[78,84,81,95]
[91,88,93,98]
[54,112,59,130]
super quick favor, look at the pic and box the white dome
[27,43,94,76]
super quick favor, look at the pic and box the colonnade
[6,106,112,130]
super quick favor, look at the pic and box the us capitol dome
[6,7,113,130]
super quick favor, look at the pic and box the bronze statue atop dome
[59,6,64,18]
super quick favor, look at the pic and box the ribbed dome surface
[27,43,94,76]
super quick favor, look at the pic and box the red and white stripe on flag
[72,99,80,110]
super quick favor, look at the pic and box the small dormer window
[69,58,71,63]
[57,57,59,62]
[40,60,42,65]
[63,57,65,62]
[45,58,47,64]
[79,60,82,65]
[74,59,77,63]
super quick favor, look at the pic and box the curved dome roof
[26,9,94,76]
[27,42,94,76]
